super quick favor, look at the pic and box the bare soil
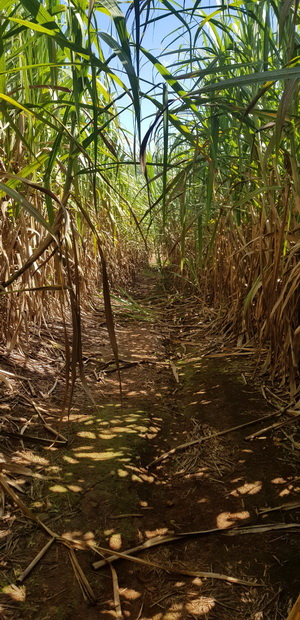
[0,267,300,619]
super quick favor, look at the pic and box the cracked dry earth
[1,267,300,619]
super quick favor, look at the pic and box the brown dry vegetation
[1,1,300,618]
[1,270,300,619]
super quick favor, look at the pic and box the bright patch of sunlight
[272,477,287,484]
[162,603,183,620]
[63,455,79,464]
[145,528,169,538]
[279,488,290,497]
[231,481,262,496]
[186,597,215,615]
[125,413,144,421]
[104,529,115,536]
[49,484,68,493]
[120,588,141,601]
[131,474,143,482]
[61,531,83,543]
[162,611,181,620]
[98,432,117,440]
[31,501,43,509]
[83,531,96,546]
[15,450,49,465]
[130,353,152,360]
[171,583,184,590]
[112,426,139,434]
[47,466,61,474]
[117,468,129,477]
[109,533,122,550]
[77,431,96,439]
[74,450,123,461]
[191,470,206,480]
[217,511,250,528]
[67,485,83,492]
[192,578,203,586]
[140,473,155,482]
[2,585,26,602]
[180,357,202,365]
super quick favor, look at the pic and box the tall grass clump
[0,0,300,396]
[136,0,300,394]
[0,1,148,354]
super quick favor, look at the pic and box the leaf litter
[0,271,299,619]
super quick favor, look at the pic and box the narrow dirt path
[1,267,299,619]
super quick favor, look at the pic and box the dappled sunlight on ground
[1,274,300,618]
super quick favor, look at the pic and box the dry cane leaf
[245,412,300,440]
[110,564,124,620]
[0,461,59,480]
[224,523,300,536]
[92,543,259,587]
[92,534,179,570]
[1,430,67,445]
[0,474,57,538]
[68,548,97,605]
[170,360,179,383]
[258,500,300,515]
[17,538,55,583]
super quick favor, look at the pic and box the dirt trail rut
[1,267,300,620]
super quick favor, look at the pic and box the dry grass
[170,420,234,483]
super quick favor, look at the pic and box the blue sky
[96,1,219,138]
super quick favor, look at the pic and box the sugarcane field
[0,2,300,619]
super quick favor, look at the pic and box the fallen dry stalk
[179,522,300,537]
[258,501,300,515]
[111,513,144,519]
[286,593,300,620]
[110,564,124,620]
[170,360,180,383]
[17,538,56,583]
[245,412,300,440]
[92,534,179,569]
[68,548,97,605]
[0,461,58,480]
[92,543,260,586]
[223,523,300,536]
[21,394,68,442]
[148,408,285,467]
[1,429,67,445]
[0,474,57,538]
